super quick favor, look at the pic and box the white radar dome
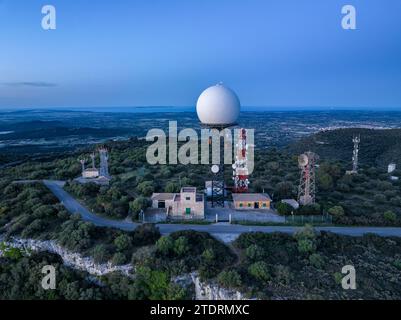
[196,84,240,126]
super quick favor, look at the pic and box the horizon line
[2,105,401,113]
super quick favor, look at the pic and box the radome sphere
[196,84,240,126]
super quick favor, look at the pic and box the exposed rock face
[0,236,132,277]
[1,236,249,300]
[190,273,249,300]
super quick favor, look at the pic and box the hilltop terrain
[289,128,401,169]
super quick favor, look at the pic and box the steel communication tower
[297,151,319,206]
[232,128,249,193]
[99,148,110,178]
[207,126,231,208]
[352,135,360,173]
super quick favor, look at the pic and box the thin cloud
[3,81,57,87]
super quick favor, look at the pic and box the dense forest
[1,180,401,299]
[226,228,401,299]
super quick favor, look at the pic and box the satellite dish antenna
[211,164,220,174]
[298,154,309,167]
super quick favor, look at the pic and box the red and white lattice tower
[297,151,318,205]
[232,128,249,193]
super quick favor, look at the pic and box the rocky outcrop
[1,236,249,300]
[0,236,133,277]
[175,272,251,300]
[192,273,250,300]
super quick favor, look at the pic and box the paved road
[43,180,401,239]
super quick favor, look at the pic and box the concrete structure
[151,187,205,220]
[82,168,100,178]
[232,193,271,210]
[281,199,299,210]
[76,148,111,185]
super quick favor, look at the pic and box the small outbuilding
[281,199,300,210]
[232,193,271,210]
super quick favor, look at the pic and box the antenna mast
[298,151,318,206]
[352,135,360,173]
[233,128,249,193]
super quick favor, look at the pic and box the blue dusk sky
[0,0,401,109]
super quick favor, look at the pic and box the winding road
[43,180,401,240]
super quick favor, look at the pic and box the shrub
[274,265,292,285]
[111,252,127,265]
[294,225,316,254]
[309,253,325,269]
[245,244,265,261]
[132,223,161,246]
[114,234,131,251]
[165,182,180,193]
[297,239,316,254]
[136,181,155,196]
[173,236,190,256]
[156,236,174,255]
[393,259,401,270]
[298,204,321,216]
[383,211,397,223]
[276,202,293,215]
[333,272,343,285]
[201,248,215,263]
[294,224,316,241]
[248,261,271,282]
[328,206,345,218]
[373,194,386,204]
[217,270,242,289]
[92,244,112,263]
[129,196,149,217]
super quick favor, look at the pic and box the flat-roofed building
[151,193,176,209]
[82,168,99,178]
[232,193,271,210]
[151,187,204,219]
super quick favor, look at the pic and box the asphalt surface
[43,180,401,238]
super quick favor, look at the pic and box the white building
[82,168,100,178]
[151,187,205,220]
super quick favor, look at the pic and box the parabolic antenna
[298,154,309,167]
[211,164,220,174]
